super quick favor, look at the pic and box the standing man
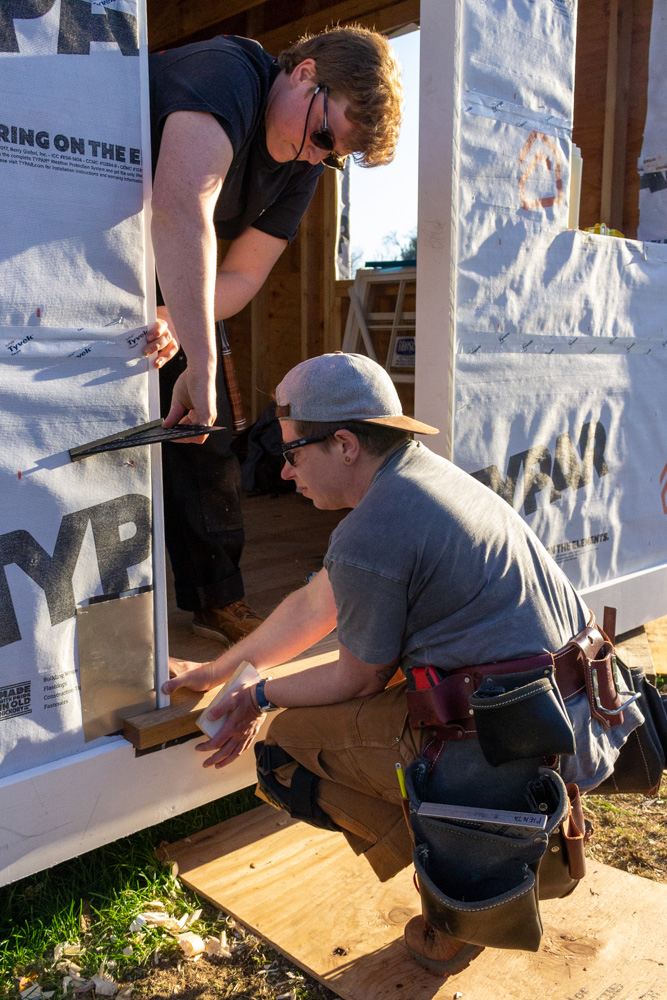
[163,353,643,977]
[142,27,403,644]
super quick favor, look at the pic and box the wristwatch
[255,677,279,713]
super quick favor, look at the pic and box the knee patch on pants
[254,741,340,832]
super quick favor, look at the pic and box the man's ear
[290,58,318,88]
[334,429,361,464]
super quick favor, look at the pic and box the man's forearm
[213,226,288,320]
[151,206,218,375]
[213,269,263,320]
[263,656,394,709]
[207,576,337,682]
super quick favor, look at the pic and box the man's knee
[254,740,339,832]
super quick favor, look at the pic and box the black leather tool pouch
[406,750,574,952]
[413,819,547,951]
[469,665,576,766]
[594,657,666,794]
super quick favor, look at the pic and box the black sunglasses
[281,433,332,466]
[294,85,347,171]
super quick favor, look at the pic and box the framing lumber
[123,645,338,751]
[160,805,667,1000]
[250,276,271,422]
[645,614,667,675]
[600,0,633,231]
[257,0,420,53]
[146,0,266,51]
[616,625,656,682]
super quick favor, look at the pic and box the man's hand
[196,683,265,768]
[143,307,180,369]
[161,365,217,442]
[162,656,226,696]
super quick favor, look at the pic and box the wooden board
[616,626,656,681]
[123,638,338,749]
[645,615,667,676]
[161,804,667,1000]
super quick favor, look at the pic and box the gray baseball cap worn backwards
[275,352,439,435]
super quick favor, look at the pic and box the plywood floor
[162,804,667,1000]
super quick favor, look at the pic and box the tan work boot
[404,916,484,978]
[192,600,264,646]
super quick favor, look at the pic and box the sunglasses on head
[281,433,333,466]
[295,84,347,171]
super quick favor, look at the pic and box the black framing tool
[69,419,225,461]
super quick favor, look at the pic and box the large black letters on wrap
[0,494,151,648]
[0,0,138,55]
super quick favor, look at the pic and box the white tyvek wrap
[638,1,667,242]
[0,4,155,778]
[0,13,146,345]
[0,357,153,779]
[451,0,667,595]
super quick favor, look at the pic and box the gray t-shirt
[324,440,643,790]
[325,440,588,671]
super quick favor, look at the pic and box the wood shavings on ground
[176,932,206,958]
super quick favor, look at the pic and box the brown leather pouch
[584,642,624,728]
[561,783,587,881]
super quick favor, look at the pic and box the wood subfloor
[162,804,667,1000]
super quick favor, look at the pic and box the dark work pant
[158,324,245,612]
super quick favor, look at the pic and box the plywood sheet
[616,626,656,680]
[161,805,667,1000]
[645,615,667,675]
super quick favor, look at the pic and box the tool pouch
[406,745,575,952]
[584,641,626,728]
[539,782,587,897]
[594,657,667,794]
[469,665,576,767]
[412,825,546,952]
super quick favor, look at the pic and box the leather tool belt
[406,612,639,747]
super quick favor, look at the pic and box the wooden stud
[600,0,634,231]
[616,626,656,683]
[250,279,271,422]
[257,0,420,54]
[644,615,667,677]
[322,169,340,354]
[124,646,338,751]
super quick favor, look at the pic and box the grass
[0,789,258,998]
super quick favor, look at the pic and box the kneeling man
[164,352,642,977]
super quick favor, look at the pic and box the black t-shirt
[149,35,324,243]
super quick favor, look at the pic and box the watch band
[255,676,279,713]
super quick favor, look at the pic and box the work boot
[192,600,264,646]
[404,916,484,978]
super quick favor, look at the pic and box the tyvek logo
[471,420,608,516]
[518,131,564,211]
[661,462,667,515]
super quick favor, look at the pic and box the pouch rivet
[464,677,470,684]
[468,709,474,715]
[551,846,560,853]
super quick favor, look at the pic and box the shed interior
[146,0,654,421]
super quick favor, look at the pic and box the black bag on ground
[236,402,296,496]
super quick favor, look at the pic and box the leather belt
[407,613,632,743]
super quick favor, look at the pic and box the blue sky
[349,28,420,265]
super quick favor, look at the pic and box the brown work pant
[258,681,431,882]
